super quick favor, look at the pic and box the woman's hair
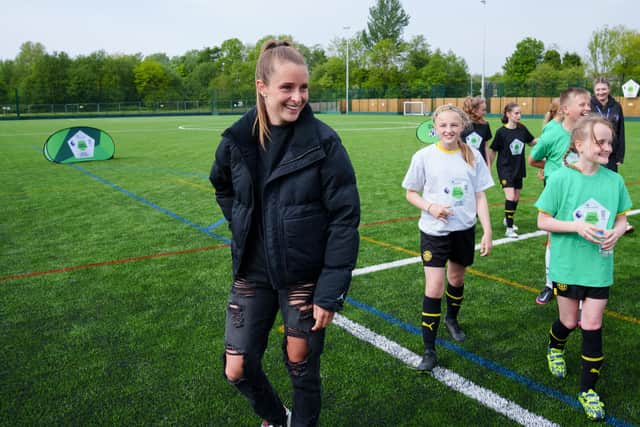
[593,76,610,88]
[432,103,475,167]
[462,96,487,123]
[542,97,561,125]
[500,102,519,124]
[254,39,307,147]
[564,114,615,170]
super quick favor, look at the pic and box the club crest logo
[67,130,95,159]
[557,283,568,292]
[422,250,432,262]
[509,139,524,155]
[444,178,468,207]
[465,132,482,150]
[573,198,610,229]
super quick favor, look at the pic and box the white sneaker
[505,228,519,238]
[261,407,291,427]
[503,218,518,231]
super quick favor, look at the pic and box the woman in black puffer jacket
[210,39,360,427]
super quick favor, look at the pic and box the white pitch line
[344,211,640,423]
[333,314,559,427]
[353,230,546,277]
[354,209,639,278]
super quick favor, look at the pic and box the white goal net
[403,101,425,116]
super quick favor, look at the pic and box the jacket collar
[223,104,320,160]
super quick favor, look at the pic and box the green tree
[311,56,346,97]
[561,52,582,69]
[502,37,545,95]
[102,54,141,102]
[360,0,410,49]
[612,30,640,83]
[527,63,560,96]
[587,25,629,76]
[542,50,561,68]
[23,51,71,104]
[13,42,47,103]
[421,49,469,97]
[133,58,175,103]
[67,51,109,102]
[0,60,15,103]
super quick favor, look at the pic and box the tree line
[0,0,638,106]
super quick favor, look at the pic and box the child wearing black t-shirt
[488,103,536,238]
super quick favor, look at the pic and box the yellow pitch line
[360,236,419,256]
[175,178,211,191]
[360,234,640,325]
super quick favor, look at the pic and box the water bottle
[597,230,613,257]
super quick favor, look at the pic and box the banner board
[44,126,115,163]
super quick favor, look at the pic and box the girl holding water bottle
[534,115,632,421]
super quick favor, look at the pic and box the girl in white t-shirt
[402,104,494,372]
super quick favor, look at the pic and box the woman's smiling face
[257,60,309,125]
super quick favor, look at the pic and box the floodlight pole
[480,0,487,99]
[343,26,351,115]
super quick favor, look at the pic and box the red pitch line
[359,197,538,228]
[0,245,229,283]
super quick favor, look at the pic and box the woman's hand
[311,305,335,331]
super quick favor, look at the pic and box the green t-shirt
[535,166,632,287]
[530,122,570,178]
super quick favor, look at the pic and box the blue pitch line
[70,164,230,244]
[206,218,227,231]
[88,165,210,179]
[345,296,634,427]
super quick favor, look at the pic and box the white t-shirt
[402,142,494,236]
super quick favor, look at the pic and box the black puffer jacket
[590,94,625,165]
[210,105,360,312]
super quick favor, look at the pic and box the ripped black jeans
[223,278,325,427]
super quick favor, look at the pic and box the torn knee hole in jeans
[232,278,256,297]
[287,326,308,339]
[225,346,242,357]
[228,303,244,328]
[286,356,310,377]
[288,282,314,314]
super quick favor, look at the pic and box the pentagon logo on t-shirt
[573,198,610,229]
[465,132,482,150]
[509,139,524,156]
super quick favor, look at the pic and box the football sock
[445,283,464,320]
[505,200,517,228]
[422,296,441,351]
[580,328,604,392]
[549,319,574,350]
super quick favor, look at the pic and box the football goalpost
[403,101,426,116]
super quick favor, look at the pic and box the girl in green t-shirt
[535,115,632,421]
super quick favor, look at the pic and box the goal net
[403,101,425,116]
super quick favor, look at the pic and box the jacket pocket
[283,210,327,278]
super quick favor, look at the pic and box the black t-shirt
[461,122,492,162]
[490,125,535,180]
[238,124,292,286]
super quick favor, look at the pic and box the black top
[590,94,625,166]
[461,122,492,162]
[210,104,360,311]
[490,125,535,180]
[239,124,292,285]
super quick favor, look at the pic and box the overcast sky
[2,0,639,75]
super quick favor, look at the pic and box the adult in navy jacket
[591,77,625,171]
[210,40,359,427]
